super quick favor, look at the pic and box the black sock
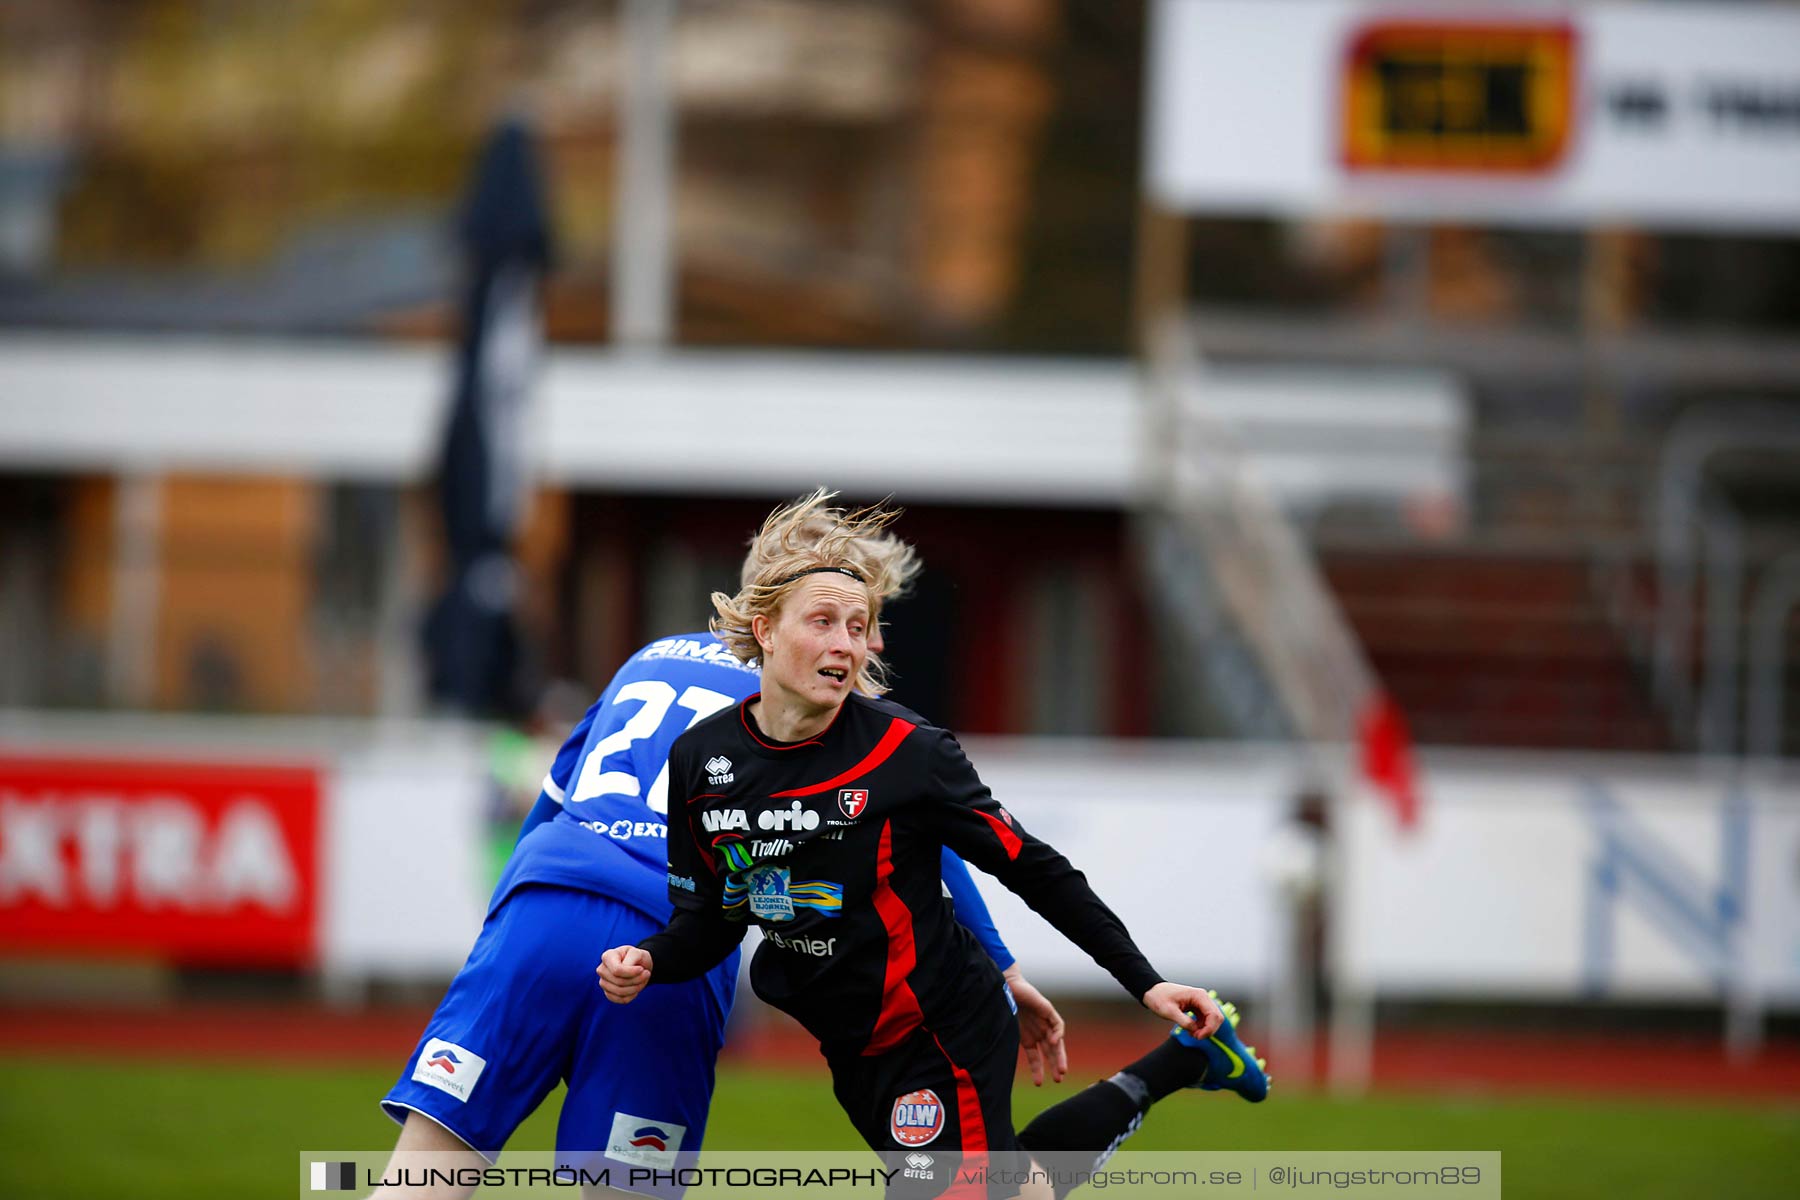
[1016,1075,1146,1157]
[1015,1073,1147,1197]
[1111,1037,1209,1104]
[1014,1043,1207,1196]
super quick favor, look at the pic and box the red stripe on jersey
[863,820,923,1056]
[976,808,1023,861]
[930,1031,990,1192]
[771,716,916,798]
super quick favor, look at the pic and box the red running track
[5,1004,1799,1102]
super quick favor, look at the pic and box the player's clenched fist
[598,945,654,1003]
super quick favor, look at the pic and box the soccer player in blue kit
[373,493,1068,1198]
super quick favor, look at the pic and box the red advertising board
[0,756,321,967]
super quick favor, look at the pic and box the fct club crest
[889,1088,946,1147]
[838,788,870,820]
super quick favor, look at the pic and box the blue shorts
[381,885,738,1189]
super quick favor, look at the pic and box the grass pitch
[2,1055,1795,1199]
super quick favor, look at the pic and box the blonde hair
[713,490,911,695]
[737,493,921,600]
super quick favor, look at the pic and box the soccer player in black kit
[601,498,1269,1200]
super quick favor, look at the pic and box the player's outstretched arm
[598,945,654,1003]
[1142,980,1224,1040]
[1003,964,1068,1086]
[926,733,1165,1008]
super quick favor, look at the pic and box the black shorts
[826,982,1031,1199]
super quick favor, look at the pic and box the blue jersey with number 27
[494,633,759,921]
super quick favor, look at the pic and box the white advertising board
[955,741,1299,994]
[1149,0,1800,230]
[1342,759,1800,1005]
[320,732,493,978]
[5,712,1797,1010]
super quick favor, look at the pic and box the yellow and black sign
[1340,21,1577,173]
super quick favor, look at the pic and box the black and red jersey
[638,692,1164,1057]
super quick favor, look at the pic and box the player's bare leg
[368,1113,644,1200]
[365,1111,482,1200]
[1016,1160,1056,1200]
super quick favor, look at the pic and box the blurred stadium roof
[0,335,1464,511]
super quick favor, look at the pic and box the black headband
[777,565,866,587]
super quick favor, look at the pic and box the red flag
[1359,690,1420,830]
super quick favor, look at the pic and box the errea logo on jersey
[705,756,734,786]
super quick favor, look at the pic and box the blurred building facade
[0,0,1797,759]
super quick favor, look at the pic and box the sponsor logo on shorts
[837,788,869,819]
[411,1037,487,1102]
[762,928,838,956]
[890,1088,946,1147]
[705,756,734,785]
[579,818,668,840]
[606,1112,686,1169]
[903,1153,935,1181]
